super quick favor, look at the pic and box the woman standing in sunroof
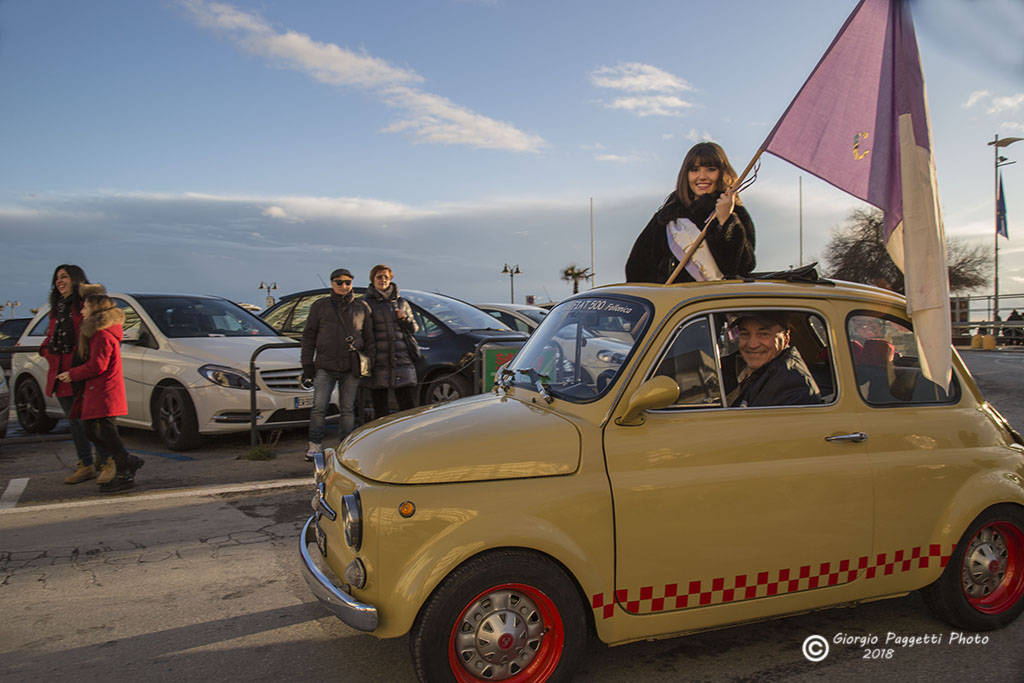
[626,141,756,284]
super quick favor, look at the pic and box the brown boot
[64,462,96,484]
[96,460,117,484]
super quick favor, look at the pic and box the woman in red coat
[57,291,143,493]
[39,265,111,484]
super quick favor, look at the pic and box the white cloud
[181,1,543,152]
[606,95,694,117]
[963,90,991,109]
[380,86,546,152]
[595,153,646,163]
[262,206,289,219]
[590,62,696,118]
[684,128,714,143]
[962,90,1024,115]
[990,93,1024,114]
[590,62,693,93]
[1002,121,1024,133]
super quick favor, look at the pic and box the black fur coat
[625,192,755,284]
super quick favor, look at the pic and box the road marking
[0,478,29,509]
[0,477,312,515]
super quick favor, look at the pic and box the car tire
[922,504,1024,630]
[409,550,588,683]
[423,373,471,405]
[154,386,202,451]
[14,376,56,434]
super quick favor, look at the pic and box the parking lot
[3,346,1023,510]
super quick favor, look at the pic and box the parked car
[12,293,313,450]
[0,317,32,374]
[475,302,549,334]
[0,371,9,441]
[262,288,528,404]
[300,275,1024,681]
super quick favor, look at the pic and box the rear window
[137,297,279,338]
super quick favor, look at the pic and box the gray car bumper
[299,515,379,632]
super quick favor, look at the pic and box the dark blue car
[261,288,527,405]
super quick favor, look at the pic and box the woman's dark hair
[672,141,740,208]
[49,264,90,308]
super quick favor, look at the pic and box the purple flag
[762,0,950,387]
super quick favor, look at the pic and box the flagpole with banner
[745,0,951,388]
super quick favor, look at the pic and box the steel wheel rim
[961,520,1024,614]
[448,582,564,682]
[431,382,459,403]
[159,392,183,441]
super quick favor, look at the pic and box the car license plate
[295,395,314,409]
[314,517,327,557]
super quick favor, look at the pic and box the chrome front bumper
[299,515,379,632]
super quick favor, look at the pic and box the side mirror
[615,375,679,426]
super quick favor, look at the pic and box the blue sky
[1,0,1022,314]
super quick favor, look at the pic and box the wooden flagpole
[664,147,767,285]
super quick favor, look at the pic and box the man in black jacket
[725,311,822,407]
[300,268,374,461]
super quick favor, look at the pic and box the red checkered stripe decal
[591,544,954,619]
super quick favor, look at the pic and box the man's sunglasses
[333,279,353,286]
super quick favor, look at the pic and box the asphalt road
[1,349,1023,681]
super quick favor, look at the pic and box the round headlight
[341,491,362,551]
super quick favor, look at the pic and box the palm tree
[561,265,592,294]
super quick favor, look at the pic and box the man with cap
[724,311,822,407]
[300,268,374,461]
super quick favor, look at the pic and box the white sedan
[12,293,316,450]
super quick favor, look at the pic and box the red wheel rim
[961,520,1024,614]
[447,582,565,682]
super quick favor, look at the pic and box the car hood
[339,393,581,484]
[163,336,300,369]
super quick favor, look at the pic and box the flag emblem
[853,131,871,160]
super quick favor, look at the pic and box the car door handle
[825,432,868,443]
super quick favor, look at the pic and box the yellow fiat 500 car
[300,276,1024,682]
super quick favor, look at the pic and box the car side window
[29,314,50,336]
[262,300,296,332]
[716,309,836,408]
[288,294,329,334]
[847,312,959,405]
[411,307,445,340]
[112,298,146,341]
[650,316,722,408]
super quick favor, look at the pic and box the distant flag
[997,174,1008,238]
[760,0,950,388]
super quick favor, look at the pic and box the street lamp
[258,282,278,308]
[4,300,20,319]
[988,135,1021,318]
[501,264,521,304]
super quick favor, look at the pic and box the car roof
[477,303,550,312]
[580,277,906,309]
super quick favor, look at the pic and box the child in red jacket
[57,291,143,493]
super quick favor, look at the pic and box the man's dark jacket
[300,292,374,374]
[729,346,822,407]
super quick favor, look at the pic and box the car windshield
[137,296,279,338]
[404,290,512,332]
[505,295,650,402]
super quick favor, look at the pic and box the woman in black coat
[626,141,755,284]
[364,264,419,417]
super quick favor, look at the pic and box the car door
[844,307,967,582]
[603,302,873,628]
[112,297,151,424]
